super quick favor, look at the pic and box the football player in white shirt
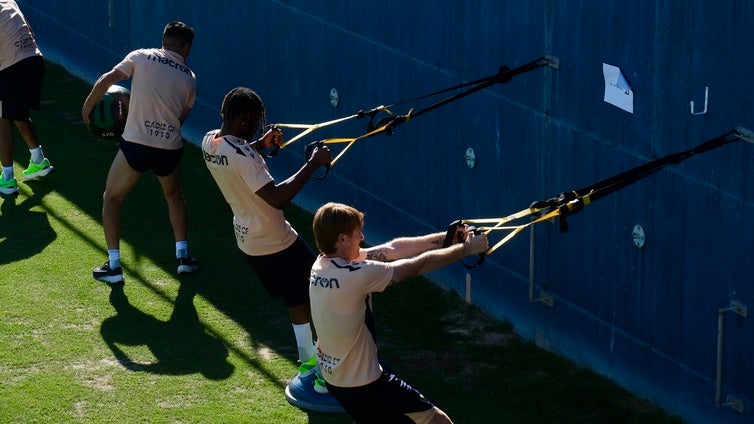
[310,202,488,424]
[201,87,332,392]
[82,22,198,284]
[0,0,54,197]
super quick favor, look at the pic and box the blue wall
[20,1,753,422]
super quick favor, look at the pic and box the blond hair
[313,202,364,254]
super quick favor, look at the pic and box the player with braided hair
[202,87,332,394]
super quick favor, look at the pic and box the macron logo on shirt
[147,54,192,75]
[311,275,340,289]
[202,150,228,166]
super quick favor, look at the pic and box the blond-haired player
[310,202,488,423]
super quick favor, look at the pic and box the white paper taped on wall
[603,63,633,113]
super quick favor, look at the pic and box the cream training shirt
[0,0,42,71]
[309,253,395,388]
[115,48,196,150]
[201,130,298,256]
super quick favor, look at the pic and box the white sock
[29,146,44,164]
[108,249,121,269]
[292,323,316,362]
[176,241,188,258]
[2,166,14,181]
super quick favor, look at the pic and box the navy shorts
[245,236,315,308]
[119,139,183,177]
[326,370,435,423]
[0,56,45,120]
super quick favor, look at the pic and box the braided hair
[220,87,266,136]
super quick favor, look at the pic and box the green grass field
[0,62,684,423]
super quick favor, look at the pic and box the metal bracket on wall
[715,299,747,413]
[329,88,339,108]
[736,126,754,144]
[690,86,708,115]
[544,55,560,70]
[528,286,555,307]
[528,225,555,307]
[536,291,555,307]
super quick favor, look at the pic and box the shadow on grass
[0,181,56,265]
[101,280,234,380]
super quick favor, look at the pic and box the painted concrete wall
[18,1,753,422]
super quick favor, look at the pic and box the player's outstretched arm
[389,232,488,283]
[364,232,446,262]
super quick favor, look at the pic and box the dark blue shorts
[0,56,45,120]
[119,139,183,177]
[245,236,315,307]
[326,370,435,423]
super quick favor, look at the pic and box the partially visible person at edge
[201,87,332,393]
[0,0,55,198]
[309,202,489,424]
[81,21,198,284]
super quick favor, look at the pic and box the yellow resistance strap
[317,109,412,167]
[462,193,591,256]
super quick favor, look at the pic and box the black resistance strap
[272,56,560,178]
[444,127,754,268]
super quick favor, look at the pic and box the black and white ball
[88,85,130,140]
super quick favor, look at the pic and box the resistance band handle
[461,226,486,269]
[442,219,464,247]
[260,124,281,158]
[442,219,486,268]
[305,140,330,180]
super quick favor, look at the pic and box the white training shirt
[201,130,298,256]
[115,48,196,150]
[0,0,42,71]
[309,253,395,388]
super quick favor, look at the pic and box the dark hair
[162,21,195,50]
[313,202,365,254]
[220,87,266,134]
